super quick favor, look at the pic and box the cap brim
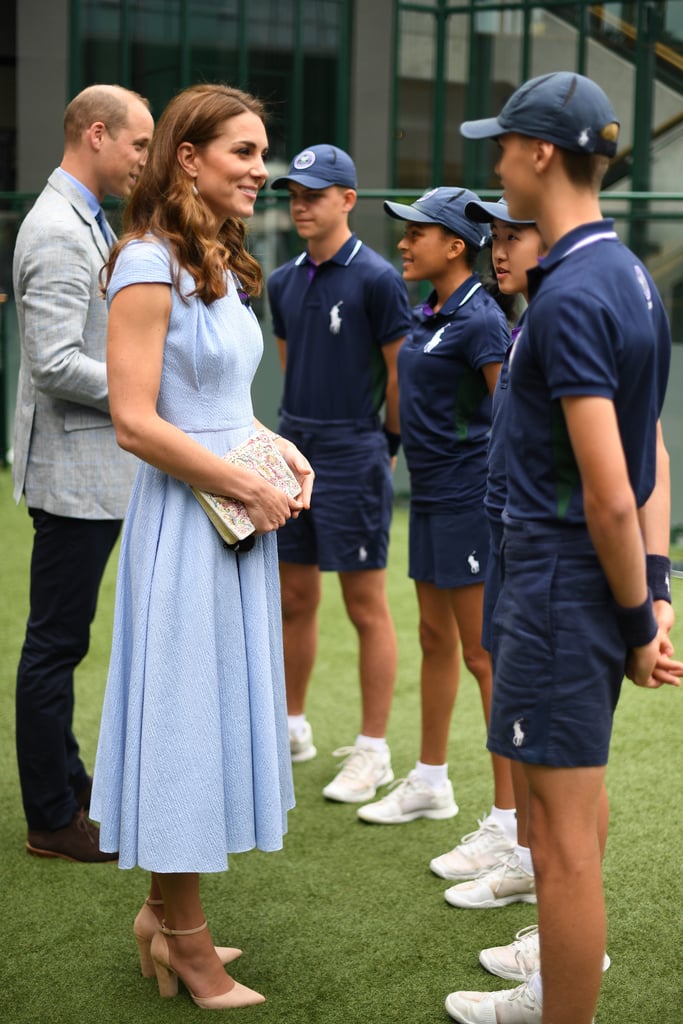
[465,199,535,226]
[383,200,440,224]
[270,172,349,190]
[459,116,504,140]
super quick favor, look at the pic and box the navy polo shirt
[484,317,524,523]
[505,220,671,524]
[267,234,413,420]
[398,274,509,510]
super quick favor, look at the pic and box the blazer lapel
[46,170,115,261]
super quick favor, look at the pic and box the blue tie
[95,208,113,246]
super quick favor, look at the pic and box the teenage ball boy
[444,72,682,1024]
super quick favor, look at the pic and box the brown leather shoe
[27,810,118,863]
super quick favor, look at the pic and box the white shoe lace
[510,926,540,977]
[476,851,524,882]
[375,773,427,803]
[330,746,383,783]
[503,981,538,1008]
[510,924,539,951]
[458,817,506,850]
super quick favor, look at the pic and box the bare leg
[414,581,459,765]
[339,569,397,737]
[450,584,514,809]
[525,764,606,1024]
[155,872,236,999]
[512,760,529,844]
[279,562,321,715]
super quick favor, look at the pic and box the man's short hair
[64,84,150,146]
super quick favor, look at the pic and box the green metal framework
[68,0,353,158]
[391,1,679,189]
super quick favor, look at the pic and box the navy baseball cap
[384,187,490,249]
[460,72,619,157]
[465,197,535,226]
[270,144,357,190]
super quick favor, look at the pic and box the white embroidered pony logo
[512,719,525,747]
[329,301,344,334]
[424,326,446,353]
[467,552,480,575]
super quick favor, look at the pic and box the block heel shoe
[151,920,265,1009]
[134,900,242,979]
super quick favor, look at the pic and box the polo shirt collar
[296,233,363,268]
[422,273,481,319]
[528,218,618,298]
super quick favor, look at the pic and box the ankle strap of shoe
[160,919,208,936]
[145,898,164,907]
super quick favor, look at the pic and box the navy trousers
[16,509,122,830]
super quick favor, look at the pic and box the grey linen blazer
[12,169,137,518]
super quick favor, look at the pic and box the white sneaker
[322,745,394,803]
[430,817,515,880]
[357,770,458,824]
[444,853,536,908]
[445,980,542,1023]
[289,721,317,763]
[480,925,612,982]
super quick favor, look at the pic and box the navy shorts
[409,505,489,589]
[276,413,393,572]
[481,515,503,654]
[488,520,626,768]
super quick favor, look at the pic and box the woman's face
[190,111,268,224]
[490,218,543,296]
[397,222,456,282]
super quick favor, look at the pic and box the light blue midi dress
[90,238,294,872]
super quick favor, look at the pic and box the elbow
[111,415,147,456]
[584,489,636,533]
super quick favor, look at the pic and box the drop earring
[192,182,199,196]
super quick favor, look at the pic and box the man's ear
[530,138,556,175]
[342,188,357,214]
[87,121,107,152]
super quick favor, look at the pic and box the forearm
[584,492,648,609]
[638,421,670,556]
[114,410,273,503]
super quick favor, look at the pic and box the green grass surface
[1,467,681,1023]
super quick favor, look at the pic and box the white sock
[488,804,518,842]
[515,843,534,874]
[356,734,388,753]
[288,714,307,733]
[415,760,449,790]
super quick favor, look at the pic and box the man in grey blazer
[13,84,154,862]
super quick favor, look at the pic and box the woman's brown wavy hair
[104,84,266,303]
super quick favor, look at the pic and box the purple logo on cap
[293,150,316,170]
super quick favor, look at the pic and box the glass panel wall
[77,0,350,166]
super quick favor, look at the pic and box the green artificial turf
[1,467,681,1023]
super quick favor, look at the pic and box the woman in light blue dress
[90,84,313,1010]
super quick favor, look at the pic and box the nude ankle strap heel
[133,899,164,977]
[135,906,242,980]
[151,921,265,1008]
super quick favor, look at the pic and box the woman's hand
[274,437,315,514]
[242,473,302,535]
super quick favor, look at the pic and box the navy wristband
[383,427,401,457]
[646,554,672,604]
[615,589,658,649]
